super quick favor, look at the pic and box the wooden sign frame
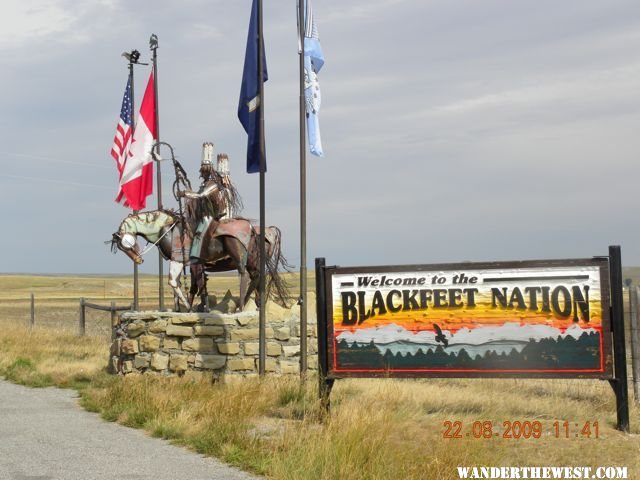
[315,246,629,431]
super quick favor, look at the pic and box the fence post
[30,293,35,329]
[631,284,640,403]
[110,301,117,341]
[79,297,86,337]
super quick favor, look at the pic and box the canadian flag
[116,71,156,210]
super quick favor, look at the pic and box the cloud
[0,1,75,49]
[0,0,124,51]
[2,0,640,273]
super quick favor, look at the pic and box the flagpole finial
[149,34,158,50]
[122,50,147,65]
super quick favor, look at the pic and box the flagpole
[150,33,165,311]
[257,0,267,376]
[127,53,140,312]
[297,0,308,379]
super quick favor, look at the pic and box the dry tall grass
[0,322,107,387]
[0,322,638,479]
[1,272,639,479]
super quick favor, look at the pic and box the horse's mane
[159,208,181,222]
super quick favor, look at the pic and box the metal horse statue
[111,209,289,311]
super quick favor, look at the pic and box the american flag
[116,70,156,210]
[111,77,133,176]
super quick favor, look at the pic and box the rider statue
[178,142,242,263]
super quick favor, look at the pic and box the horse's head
[110,210,179,264]
[111,215,144,264]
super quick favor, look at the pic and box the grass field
[0,272,305,336]
[0,273,639,479]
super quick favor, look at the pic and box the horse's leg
[169,260,191,311]
[200,268,209,312]
[239,271,250,310]
[250,270,261,308]
[241,261,260,308]
[188,264,199,308]
[223,237,255,311]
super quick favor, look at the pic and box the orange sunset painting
[330,264,607,373]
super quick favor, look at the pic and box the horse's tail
[265,226,292,308]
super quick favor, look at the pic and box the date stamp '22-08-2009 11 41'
[442,419,600,440]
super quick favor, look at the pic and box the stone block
[150,353,169,371]
[194,325,224,336]
[265,359,277,372]
[266,301,289,321]
[121,339,139,355]
[183,338,214,352]
[169,354,188,372]
[244,342,280,356]
[134,354,151,369]
[308,341,318,354]
[148,319,168,333]
[171,314,200,324]
[138,335,161,352]
[232,328,259,342]
[241,299,258,312]
[126,320,146,337]
[308,355,319,369]
[206,294,218,306]
[121,312,158,322]
[212,290,238,314]
[236,313,258,326]
[231,327,273,342]
[283,345,300,357]
[289,294,316,320]
[203,313,235,326]
[166,325,193,337]
[227,358,256,371]
[163,337,181,349]
[267,342,282,357]
[122,360,133,373]
[216,342,240,355]
[292,324,317,337]
[244,342,259,355]
[280,360,300,375]
[274,327,290,341]
[195,354,226,370]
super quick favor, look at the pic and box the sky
[1,0,639,274]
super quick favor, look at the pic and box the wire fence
[1,281,639,404]
[0,294,171,339]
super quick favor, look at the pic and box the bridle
[112,220,178,264]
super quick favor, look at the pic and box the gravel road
[0,379,258,480]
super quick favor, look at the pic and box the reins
[138,221,178,256]
[153,141,190,276]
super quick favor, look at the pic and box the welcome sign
[323,259,613,378]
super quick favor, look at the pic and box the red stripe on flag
[118,162,153,210]
[117,71,156,210]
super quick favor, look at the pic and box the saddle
[208,218,254,251]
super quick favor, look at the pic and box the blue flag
[238,0,268,173]
[303,0,324,157]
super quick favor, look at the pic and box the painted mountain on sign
[335,323,601,371]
